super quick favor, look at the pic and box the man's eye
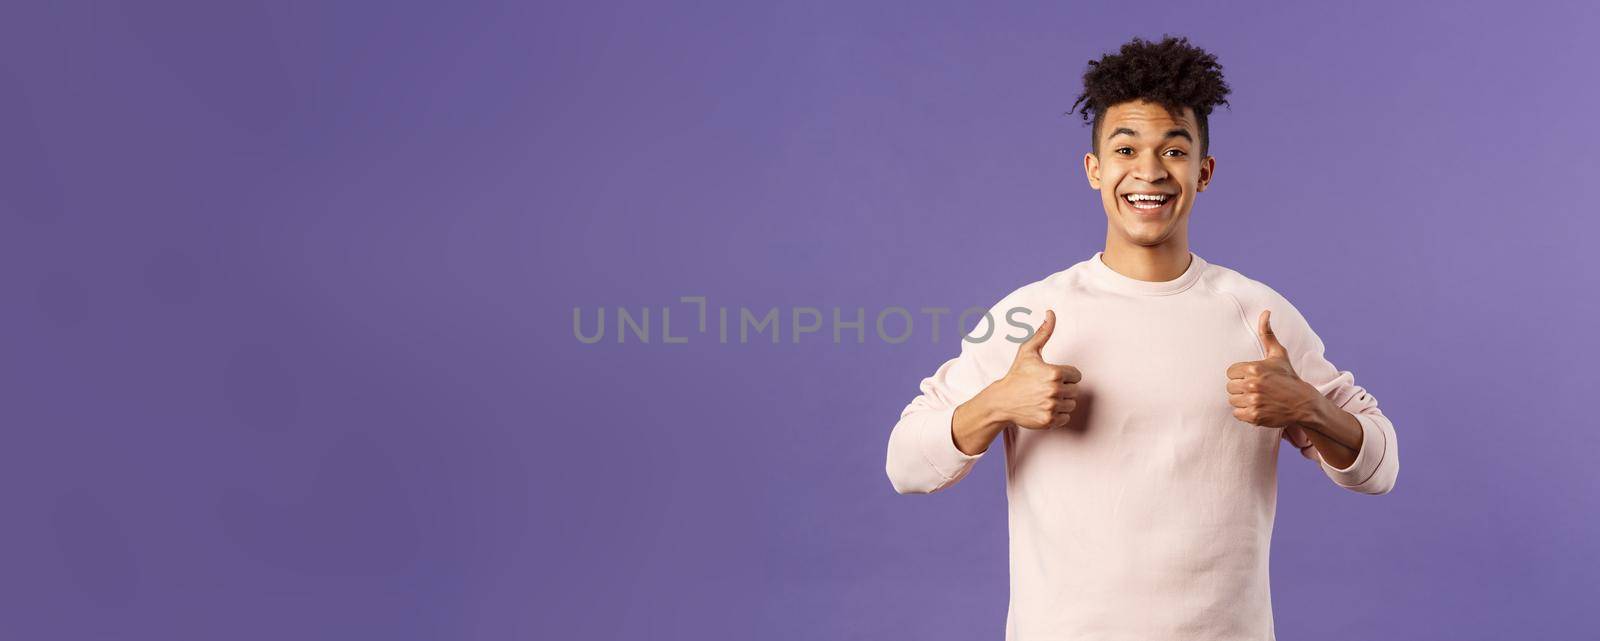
[1164,149,1187,157]
[1115,147,1133,155]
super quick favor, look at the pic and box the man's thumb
[1258,309,1288,359]
[1020,309,1056,355]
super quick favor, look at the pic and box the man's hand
[978,310,1082,431]
[1226,310,1322,443]
[951,309,1082,455]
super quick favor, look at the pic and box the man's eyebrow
[1107,127,1194,142]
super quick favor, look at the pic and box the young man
[885,35,1399,639]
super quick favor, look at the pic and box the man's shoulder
[1200,256,1295,309]
[1200,257,1323,346]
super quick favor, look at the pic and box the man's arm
[1298,387,1399,495]
[952,396,1010,456]
[1267,296,1401,495]
[886,348,999,495]
[886,298,1061,494]
[1294,394,1362,469]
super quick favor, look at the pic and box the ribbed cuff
[918,406,985,481]
[1319,412,1386,487]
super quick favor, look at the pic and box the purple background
[4,1,1596,639]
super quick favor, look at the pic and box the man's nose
[1133,154,1168,182]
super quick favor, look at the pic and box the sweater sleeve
[885,296,1037,495]
[1261,293,1400,495]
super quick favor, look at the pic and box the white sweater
[886,251,1399,640]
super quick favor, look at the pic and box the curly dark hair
[1069,35,1231,157]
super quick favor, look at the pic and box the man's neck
[1099,241,1193,283]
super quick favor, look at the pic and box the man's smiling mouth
[1121,192,1175,213]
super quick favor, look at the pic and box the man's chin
[1113,224,1176,247]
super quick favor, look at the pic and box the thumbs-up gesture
[1226,309,1320,430]
[976,310,1082,431]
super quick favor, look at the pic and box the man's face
[1083,100,1215,248]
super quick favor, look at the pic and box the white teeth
[1123,193,1169,209]
[1124,193,1168,202]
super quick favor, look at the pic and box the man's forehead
[1102,102,1196,134]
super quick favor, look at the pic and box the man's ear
[1084,151,1101,190]
[1196,155,1216,192]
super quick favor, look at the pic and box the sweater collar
[1086,250,1207,296]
